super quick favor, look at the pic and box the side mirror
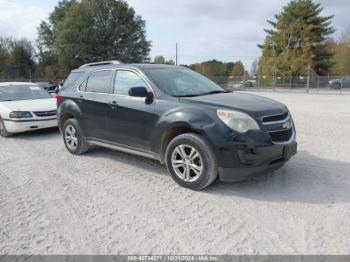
[129,86,148,97]
[129,86,154,104]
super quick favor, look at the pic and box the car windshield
[144,68,227,97]
[0,85,51,102]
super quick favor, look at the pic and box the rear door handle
[78,95,84,102]
[110,100,118,109]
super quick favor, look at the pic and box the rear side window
[86,70,113,93]
[114,70,148,96]
[64,72,84,88]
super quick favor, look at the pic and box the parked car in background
[58,62,297,190]
[240,80,256,88]
[36,81,59,96]
[329,76,350,89]
[0,82,57,137]
[46,85,60,95]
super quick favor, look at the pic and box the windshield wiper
[174,90,230,98]
[174,94,201,98]
[197,90,230,96]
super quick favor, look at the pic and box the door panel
[80,92,111,139]
[79,69,113,139]
[107,70,158,151]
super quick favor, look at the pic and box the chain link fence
[210,75,350,95]
[1,76,350,95]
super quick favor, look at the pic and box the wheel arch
[58,99,83,131]
[158,123,213,164]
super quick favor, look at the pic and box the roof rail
[79,60,122,69]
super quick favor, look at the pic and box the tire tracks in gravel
[1,132,299,254]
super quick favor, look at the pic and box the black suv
[57,62,297,190]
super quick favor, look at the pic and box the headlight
[9,111,33,119]
[217,110,260,133]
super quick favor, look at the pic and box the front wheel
[165,133,218,190]
[332,83,342,90]
[0,119,12,138]
[63,118,89,155]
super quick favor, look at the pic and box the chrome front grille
[33,110,57,117]
[261,111,295,143]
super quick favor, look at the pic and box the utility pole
[175,43,178,66]
[290,65,293,89]
[272,40,276,92]
[306,64,311,93]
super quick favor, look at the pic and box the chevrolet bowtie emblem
[283,122,292,129]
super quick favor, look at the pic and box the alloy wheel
[171,144,203,182]
[65,124,78,151]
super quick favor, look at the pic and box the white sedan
[0,82,58,137]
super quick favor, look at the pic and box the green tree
[329,28,350,75]
[8,40,35,79]
[56,0,151,69]
[190,60,228,77]
[189,60,247,78]
[259,0,335,76]
[250,59,259,76]
[166,59,175,65]
[36,0,78,78]
[231,61,245,76]
[0,37,35,80]
[37,0,151,76]
[154,55,166,64]
[0,37,13,78]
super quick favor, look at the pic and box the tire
[0,118,12,138]
[62,118,89,155]
[165,133,218,190]
[332,83,342,90]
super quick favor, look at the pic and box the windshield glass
[0,85,51,101]
[144,68,226,97]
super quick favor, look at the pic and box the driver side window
[114,70,148,96]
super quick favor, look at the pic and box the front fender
[150,106,221,154]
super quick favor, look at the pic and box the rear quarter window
[64,72,84,88]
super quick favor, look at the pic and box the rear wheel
[165,133,218,190]
[63,118,89,155]
[0,119,12,138]
[332,83,342,89]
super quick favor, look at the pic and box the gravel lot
[0,92,350,255]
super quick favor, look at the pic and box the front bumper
[218,141,297,182]
[3,118,58,133]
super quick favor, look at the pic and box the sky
[0,0,348,70]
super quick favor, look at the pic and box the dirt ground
[0,92,349,255]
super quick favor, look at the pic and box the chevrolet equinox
[57,62,297,190]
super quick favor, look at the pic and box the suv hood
[182,92,288,117]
